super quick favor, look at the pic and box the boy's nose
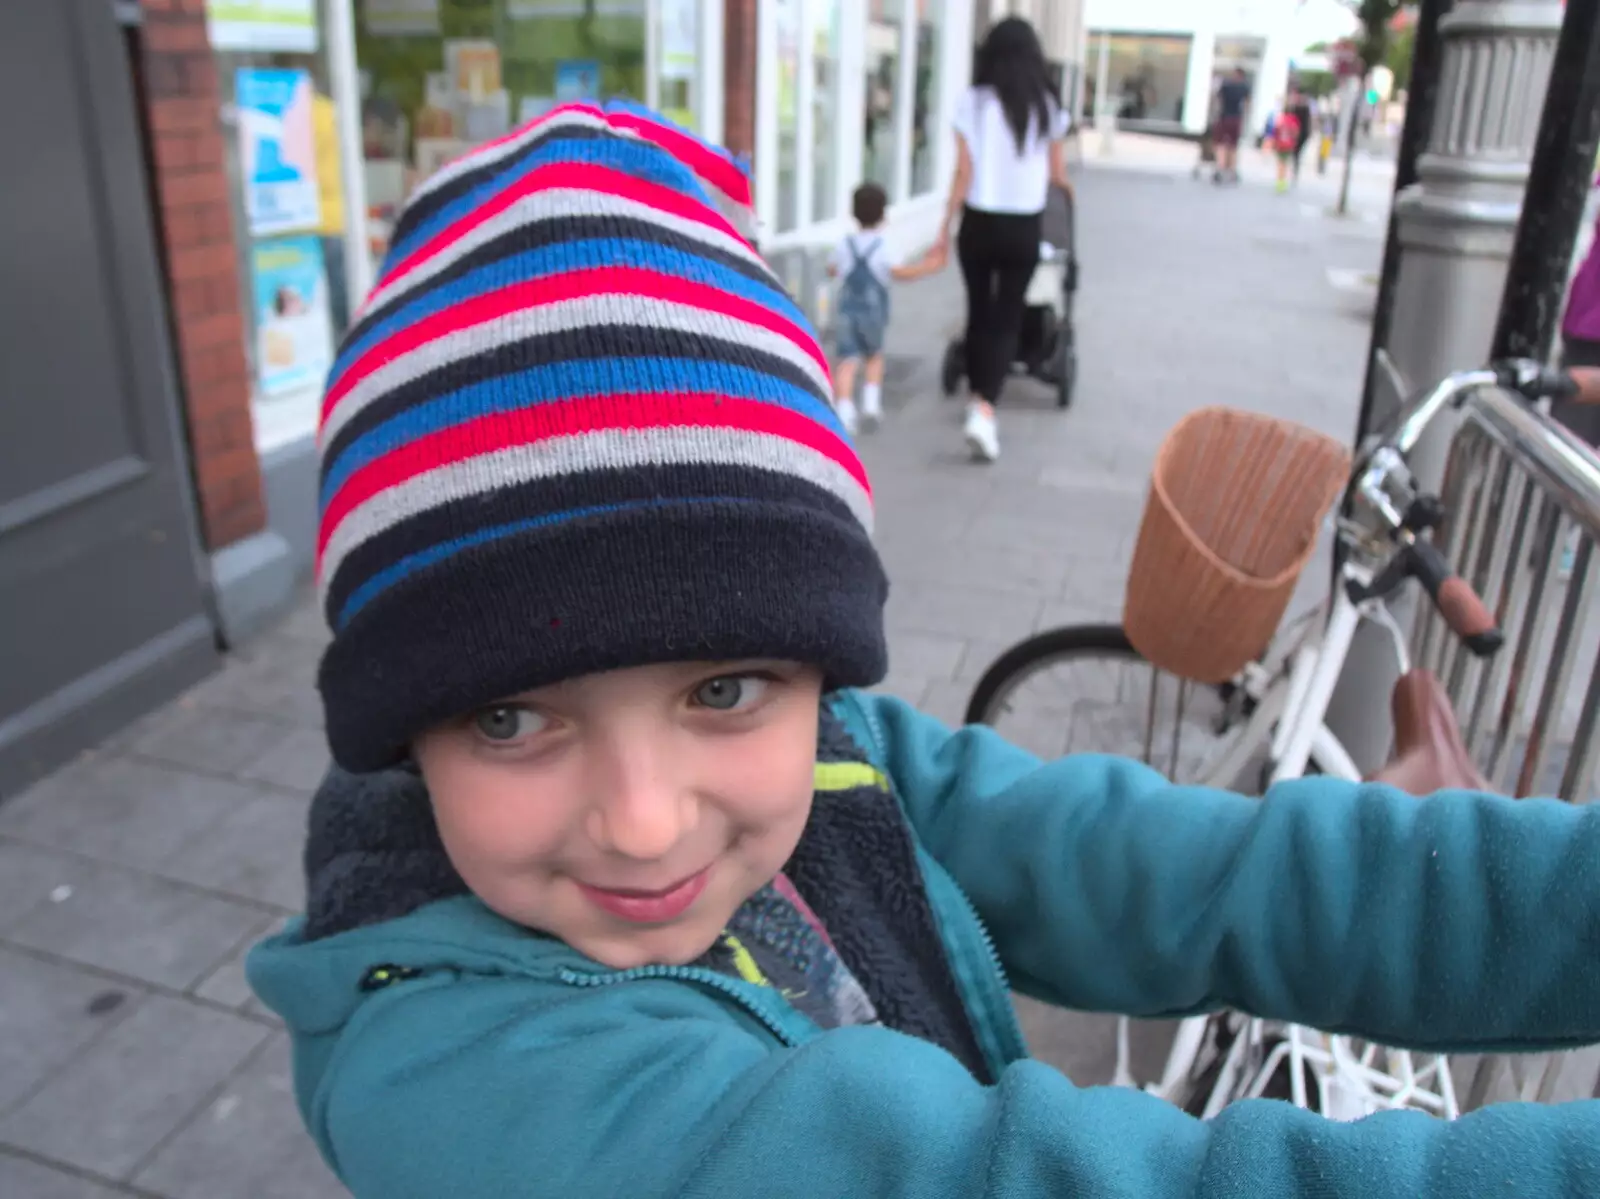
[584,757,699,861]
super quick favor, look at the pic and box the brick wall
[723,0,758,163]
[136,0,267,552]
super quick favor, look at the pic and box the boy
[828,182,943,434]
[249,102,1600,1197]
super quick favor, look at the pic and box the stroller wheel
[1055,340,1076,409]
[940,340,964,398]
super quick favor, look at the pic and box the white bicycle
[965,358,1600,1119]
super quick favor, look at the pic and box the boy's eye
[472,705,545,742]
[692,676,769,712]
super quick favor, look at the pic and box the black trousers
[958,206,1042,404]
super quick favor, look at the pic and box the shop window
[211,0,347,453]
[863,0,904,194]
[774,0,802,232]
[1097,31,1192,126]
[810,0,842,223]
[657,0,699,131]
[355,0,648,263]
[909,0,942,195]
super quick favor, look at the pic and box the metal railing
[1398,357,1600,1106]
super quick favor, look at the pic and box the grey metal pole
[1323,0,1566,775]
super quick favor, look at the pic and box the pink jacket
[1564,201,1600,343]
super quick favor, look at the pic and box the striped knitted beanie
[315,102,887,772]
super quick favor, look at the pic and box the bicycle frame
[1139,568,1461,1120]
[1194,559,1410,792]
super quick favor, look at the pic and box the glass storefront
[657,0,700,131]
[1099,31,1191,125]
[355,1,648,261]
[909,0,943,195]
[811,0,842,224]
[773,0,802,232]
[863,0,904,192]
[210,0,349,453]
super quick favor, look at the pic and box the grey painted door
[0,1,219,796]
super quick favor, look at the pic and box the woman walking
[937,16,1072,462]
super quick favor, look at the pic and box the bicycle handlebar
[1563,365,1600,406]
[1407,539,1503,657]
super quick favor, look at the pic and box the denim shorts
[835,313,887,361]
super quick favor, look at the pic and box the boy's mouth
[576,867,712,925]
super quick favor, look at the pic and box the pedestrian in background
[1212,67,1251,184]
[937,15,1072,463]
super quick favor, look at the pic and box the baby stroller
[940,186,1078,409]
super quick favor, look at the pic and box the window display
[1103,32,1192,126]
[811,0,841,223]
[864,0,904,192]
[909,0,942,195]
[354,0,648,261]
[210,0,347,450]
[774,0,801,232]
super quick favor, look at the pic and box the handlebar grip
[1566,366,1600,406]
[1409,540,1503,657]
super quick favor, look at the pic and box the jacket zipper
[559,965,804,1047]
[842,692,1030,1073]
[938,870,1030,1071]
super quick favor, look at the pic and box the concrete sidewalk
[0,159,1379,1197]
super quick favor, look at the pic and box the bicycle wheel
[965,624,1257,787]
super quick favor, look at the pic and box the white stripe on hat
[322,290,833,451]
[319,424,874,603]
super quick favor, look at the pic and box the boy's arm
[836,690,1600,1053]
[319,972,1600,1198]
[890,248,944,282]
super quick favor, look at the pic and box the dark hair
[852,182,889,228]
[974,17,1055,154]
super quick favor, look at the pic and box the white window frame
[754,0,970,254]
[645,0,726,140]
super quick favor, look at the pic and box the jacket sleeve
[838,690,1600,1054]
[317,972,1600,1198]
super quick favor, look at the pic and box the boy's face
[413,661,824,970]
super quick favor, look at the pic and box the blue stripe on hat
[320,356,845,507]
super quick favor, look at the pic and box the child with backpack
[827,182,944,434]
[247,101,1600,1198]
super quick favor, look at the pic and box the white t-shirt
[952,85,1070,215]
[829,232,894,287]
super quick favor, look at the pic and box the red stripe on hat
[606,110,753,208]
[316,392,871,565]
[380,158,742,299]
[322,264,827,429]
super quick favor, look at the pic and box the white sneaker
[835,397,859,436]
[963,401,999,462]
[860,385,883,429]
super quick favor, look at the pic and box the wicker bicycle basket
[1122,407,1352,684]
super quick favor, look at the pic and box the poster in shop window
[236,68,322,236]
[206,0,318,52]
[251,236,334,397]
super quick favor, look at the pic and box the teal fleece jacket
[248,690,1600,1196]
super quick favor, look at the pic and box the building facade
[1082,0,1354,136]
